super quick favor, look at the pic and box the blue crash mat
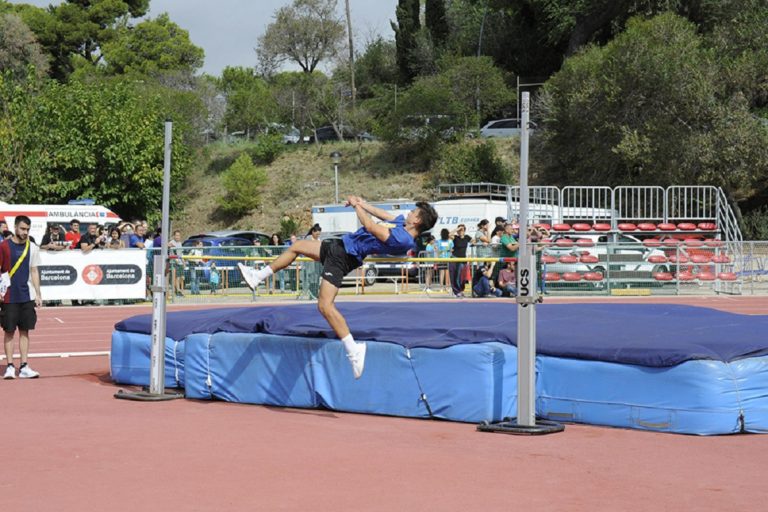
[114,303,768,367]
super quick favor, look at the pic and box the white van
[0,202,122,244]
[480,118,536,138]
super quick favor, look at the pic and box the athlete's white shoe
[3,365,16,379]
[238,263,262,291]
[345,341,367,379]
[19,365,40,379]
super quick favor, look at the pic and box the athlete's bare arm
[346,195,397,222]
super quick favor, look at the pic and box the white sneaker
[345,341,367,379]
[3,365,16,379]
[237,263,262,291]
[19,365,40,379]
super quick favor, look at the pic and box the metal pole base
[114,389,184,402]
[477,418,565,435]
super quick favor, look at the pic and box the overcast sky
[10,0,399,76]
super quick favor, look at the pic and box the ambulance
[0,201,122,244]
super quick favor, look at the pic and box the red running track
[2,297,766,511]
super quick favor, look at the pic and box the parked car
[307,125,375,143]
[266,123,302,144]
[543,233,669,279]
[186,230,271,245]
[479,118,537,138]
[400,115,461,141]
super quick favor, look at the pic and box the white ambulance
[0,202,122,244]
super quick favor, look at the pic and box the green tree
[100,13,204,76]
[425,0,449,49]
[392,0,420,84]
[0,13,49,81]
[0,76,192,217]
[536,13,768,209]
[256,0,345,75]
[218,153,268,216]
[220,66,276,137]
[353,37,398,99]
[14,0,150,80]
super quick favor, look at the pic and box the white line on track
[0,351,109,360]
[53,317,64,324]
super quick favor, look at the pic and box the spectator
[449,224,471,297]
[435,228,453,293]
[285,234,298,246]
[107,227,125,249]
[496,222,520,286]
[268,234,286,293]
[152,226,162,249]
[96,225,108,249]
[129,224,147,248]
[498,261,517,297]
[40,224,67,251]
[1,215,42,379]
[490,225,504,246]
[65,219,81,248]
[0,219,6,232]
[472,262,502,298]
[209,261,220,294]
[473,219,490,246]
[119,222,134,248]
[306,224,322,240]
[493,216,505,234]
[77,223,104,253]
[423,234,436,292]
[188,240,204,295]
[169,230,185,297]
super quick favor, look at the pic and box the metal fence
[130,241,768,304]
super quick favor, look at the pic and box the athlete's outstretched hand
[345,195,364,207]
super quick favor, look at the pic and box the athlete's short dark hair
[415,202,438,233]
[15,215,32,227]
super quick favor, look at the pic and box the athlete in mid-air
[239,195,438,379]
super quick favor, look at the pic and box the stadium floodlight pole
[477,93,563,434]
[115,120,182,402]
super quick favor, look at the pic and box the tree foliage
[425,0,449,49]
[219,66,276,136]
[218,153,267,216]
[392,0,420,85]
[256,0,344,75]
[101,13,204,76]
[0,13,49,81]
[536,13,768,205]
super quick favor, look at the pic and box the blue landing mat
[115,303,768,366]
[110,303,768,434]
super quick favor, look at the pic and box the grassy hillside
[172,141,435,237]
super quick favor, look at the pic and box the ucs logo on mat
[82,264,142,285]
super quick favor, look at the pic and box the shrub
[741,206,768,240]
[218,153,267,216]
[246,133,284,165]
[430,139,512,186]
[279,215,301,240]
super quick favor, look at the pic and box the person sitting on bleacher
[498,261,517,297]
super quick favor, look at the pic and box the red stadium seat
[533,223,551,231]
[572,223,591,231]
[690,253,712,264]
[576,238,594,247]
[580,254,599,264]
[677,271,696,281]
[668,254,689,264]
[704,239,724,248]
[658,223,677,231]
[718,272,737,281]
[583,272,604,281]
[544,272,561,282]
[562,272,582,281]
[698,222,717,231]
[643,238,662,248]
[559,255,579,264]
[685,239,704,248]
[648,255,668,264]
[553,223,571,231]
[555,238,575,247]
[653,272,673,281]
[618,223,637,231]
[698,271,716,281]
[711,254,731,264]
[677,222,697,231]
[542,255,557,264]
[661,238,681,247]
[638,223,657,231]
[592,223,611,231]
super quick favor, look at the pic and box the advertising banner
[39,249,146,300]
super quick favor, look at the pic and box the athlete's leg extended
[239,239,321,291]
[317,278,366,379]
